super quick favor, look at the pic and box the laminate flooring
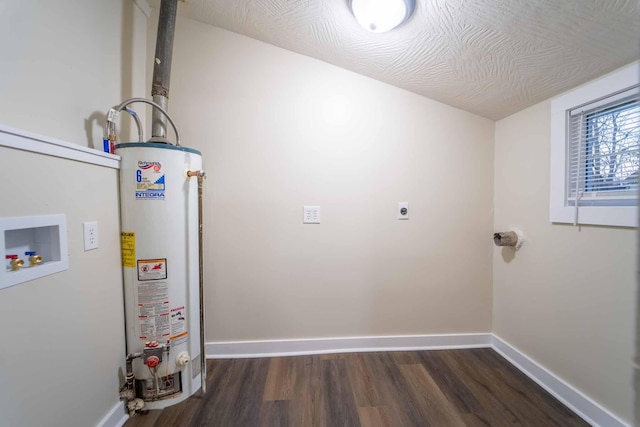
[124,348,589,427]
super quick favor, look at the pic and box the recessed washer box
[0,214,68,290]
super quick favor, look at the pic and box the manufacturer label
[135,161,165,200]
[121,232,136,268]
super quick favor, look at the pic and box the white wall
[493,91,637,423]
[0,1,147,426]
[0,0,147,147]
[158,14,495,342]
[0,150,125,427]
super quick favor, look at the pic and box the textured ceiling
[155,0,640,120]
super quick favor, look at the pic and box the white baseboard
[96,401,128,427]
[492,335,629,427]
[206,333,492,359]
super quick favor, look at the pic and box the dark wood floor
[125,348,588,427]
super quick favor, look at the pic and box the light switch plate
[303,206,321,224]
[83,221,99,250]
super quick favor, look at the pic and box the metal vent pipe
[151,0,178,143]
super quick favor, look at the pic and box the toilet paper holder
[493,230,524,251]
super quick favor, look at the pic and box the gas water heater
[105,98,206,415]
[110,0,206,415]
[118,142,203,409]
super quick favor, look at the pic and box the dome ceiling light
[348,0,416,33]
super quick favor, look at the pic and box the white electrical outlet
[398,202,409,220]
[83,221,99,251]
[303,206,321,224]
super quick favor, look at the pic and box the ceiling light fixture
[349,0,416,33]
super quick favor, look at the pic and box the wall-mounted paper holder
[493,229,524,251]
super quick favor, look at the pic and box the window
[550,63,639,227]
[569,91,639,206]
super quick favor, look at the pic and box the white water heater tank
[116,142,202,409]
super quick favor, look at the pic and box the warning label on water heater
[170,306,188,345]
[135,161,165,200]
[137,280,170,341]
[137,258,167,281]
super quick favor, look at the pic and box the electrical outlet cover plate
[83,221,99,251]
[398,202,409,220]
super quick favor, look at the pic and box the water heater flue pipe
[151,0,178,142]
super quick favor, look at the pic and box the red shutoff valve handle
[146,355,160,368]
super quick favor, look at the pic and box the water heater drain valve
[176,351,190,367]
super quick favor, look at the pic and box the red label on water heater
[137,258,167,281]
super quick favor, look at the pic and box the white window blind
[566,86,640,224]
[550,63,639,227]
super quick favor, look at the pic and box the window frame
[550,62,639,227]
